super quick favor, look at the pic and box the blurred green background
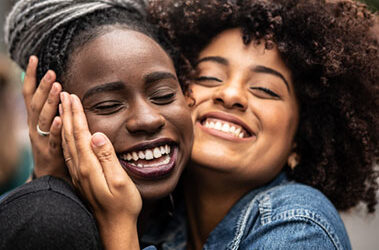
[362,0,379,11]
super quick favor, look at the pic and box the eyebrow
[251,65,290,91]
[198,56,290,91]
[82,81,125,102]
[143,71,177,85]
[196,56,229,66]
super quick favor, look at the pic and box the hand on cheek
[60,92,142,224]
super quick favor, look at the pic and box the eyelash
[92,102,124,115]
[150,91,176,104]
[195,76,222,82]
[196,75,280,98]
[250,87,280,98]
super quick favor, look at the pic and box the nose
[212,78,248,111]
[125,99,165,135]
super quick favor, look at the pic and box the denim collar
[141,172,289,249]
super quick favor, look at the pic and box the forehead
[199,28,289,75]
[66,28,175,90]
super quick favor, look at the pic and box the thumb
[91,132,132,184]
[91,132,119,166]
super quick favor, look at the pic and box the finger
[30,70,56,126]
[38,82,62,132]
[69,94,92,154]
[91,132,134,194]
[60,92,79,168]
[22,56,38,109]
[48,116,63,157]
[70,95,111,200]
[61,130,77,182]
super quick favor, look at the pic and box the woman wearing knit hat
[0,0,193,249]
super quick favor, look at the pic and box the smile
[117,141,177,179]
[119,144,172,167]
[198,112,256,141]
[202,118,248,138]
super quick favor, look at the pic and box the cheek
[253,101,298,145]
[86,113,124,143]
[165,96,193,138]
[189,84,213,106]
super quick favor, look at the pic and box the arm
[0,178,102,250]
[60,92,142,250]
[22,56,68,181]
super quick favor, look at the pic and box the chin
[136,179,177,201]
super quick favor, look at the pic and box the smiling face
[64,28,193,200]
[189,28,299,188]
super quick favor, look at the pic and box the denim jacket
[142,172,351,249]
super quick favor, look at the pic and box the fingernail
[29,56,35,64]
[92,133,106,147]
[51,83,59,94]
[45,71,51,81]
[70,94,77,104]
[60,92,66,102]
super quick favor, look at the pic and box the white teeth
[153,147,162,158]
[160,146,165,154]
[230,126,236,133]
[203,119,247,138]
[138,151,145,160]
[235,128,241,136]
[221,123,229,132]
[121,144,172,163]
[126,153,132,161]
[132,152,139,161]
[215,121,222,129]
[145,149,153,160]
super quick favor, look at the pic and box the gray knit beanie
[5,0,147,71]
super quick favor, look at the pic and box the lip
[198,111,256,137]
[119,146,178,179]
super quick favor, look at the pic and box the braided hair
[5,0,177,86]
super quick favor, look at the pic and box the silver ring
[36,124,50,136]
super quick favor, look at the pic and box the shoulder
[0,176,102,250]
[240,182,351,249]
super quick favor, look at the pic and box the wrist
[98,216,139,250]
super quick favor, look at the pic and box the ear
[287,152,300,170]
[184,86,196,107]
[287,142,299,170]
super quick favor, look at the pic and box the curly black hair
[149,0,379,212]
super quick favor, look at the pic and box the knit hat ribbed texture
[5,0,146,70]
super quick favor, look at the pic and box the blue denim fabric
[142,172,351,249]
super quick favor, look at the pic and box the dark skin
[63,28,193,201]
[25,27,193,250]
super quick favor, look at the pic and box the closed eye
[91,101,124,115]
[250,87,280,99]
[150,91,176,105]
[195,76,222,82]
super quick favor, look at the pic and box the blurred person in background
[0,55,32,199]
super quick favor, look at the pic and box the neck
[184,162,251,250]
[137,199,159,236]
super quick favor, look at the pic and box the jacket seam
[270,208,343,250]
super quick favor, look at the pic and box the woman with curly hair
[12,0,378,249]
[139,0,378,248]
